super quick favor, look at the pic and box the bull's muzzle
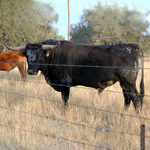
[27,70,38,75]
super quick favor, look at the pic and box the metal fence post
[140,124,145,150]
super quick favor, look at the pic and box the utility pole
[56,28,59,40]
[0,0,2,29]
[68,0,70,40]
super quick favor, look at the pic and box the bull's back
[69,44,141,86]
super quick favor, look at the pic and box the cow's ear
[44,50,50,57]
[19,52,25,57]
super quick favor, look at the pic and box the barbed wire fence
[1,0,150,148]
[0,38,150,149]
[0,74,149,150]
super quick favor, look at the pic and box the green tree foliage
[70,3,150,53]
[0,0,63,46]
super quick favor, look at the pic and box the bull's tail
[140,51,144,109]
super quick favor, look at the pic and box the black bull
[5,40,144,110]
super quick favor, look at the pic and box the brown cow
[0,51,27,80]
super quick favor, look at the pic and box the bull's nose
[27,70,38,75]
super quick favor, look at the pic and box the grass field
[0,58,150,150]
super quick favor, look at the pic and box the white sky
[39,0,150,39]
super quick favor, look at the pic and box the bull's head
[5,42,60,75]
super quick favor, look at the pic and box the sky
[39,0,150,40]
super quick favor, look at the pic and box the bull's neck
[40,51,60,73]
[47,50,61,64]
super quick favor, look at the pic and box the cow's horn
[42,42,60,50]
[4,44,25,51]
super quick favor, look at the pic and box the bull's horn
[42,42,60,50]
[4,44,25,51]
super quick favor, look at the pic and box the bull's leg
[126,86,140,110]
[121,81,140,111]
[120,82,131,109]
[98,89,104,95]
[17,65,27,80]
[61,87,70,106]
[132,94,141,110]
[122,88,131,110]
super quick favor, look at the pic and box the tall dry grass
[0,59,150,150]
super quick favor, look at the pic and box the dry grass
[0,59,150,150]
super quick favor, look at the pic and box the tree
[0,0,62,46]
[70,3,150,52]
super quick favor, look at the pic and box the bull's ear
[19,52,25,57]
[44,50,50,57]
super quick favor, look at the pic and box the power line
[68,0,70,40]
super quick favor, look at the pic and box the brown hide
[0,51,27,80]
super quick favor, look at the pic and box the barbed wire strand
[1,35,150,44]
[0,76,149,97]
[0,89,149,121]
[0,105,148,138]
[0,123,111,150]
[0,61,149,70]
